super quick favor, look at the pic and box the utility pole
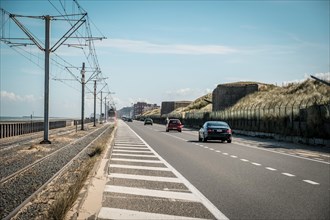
[40,15,51,144]
[93,80,97,127]
[100,91,103,124]
[81,62,85,130]
[1,10,87,144]
[105,96,107,122]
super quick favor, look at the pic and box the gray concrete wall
[212,83,259,111]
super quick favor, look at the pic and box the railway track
[0,123,112,220]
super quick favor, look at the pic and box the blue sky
[1,0,329,118]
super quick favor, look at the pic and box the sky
[0,0,329,118]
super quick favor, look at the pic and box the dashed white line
[230,155,238,158]
[222,153,228,155]
[282,173,295,177]
[265,167,277,171]
[251,162,262,166]
[209,148,215,151]
[240,159,249,162]
[215,150,221,153]
[303,180,320,185]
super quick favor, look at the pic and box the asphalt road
[126,120,330,220]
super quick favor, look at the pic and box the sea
[0,116,73,122]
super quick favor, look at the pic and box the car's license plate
[217,129,222,132]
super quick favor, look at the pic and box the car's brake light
[207,129,213,133]
[227,129,232,134]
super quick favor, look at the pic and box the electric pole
[81,62,85,130]
[93,80,97,127]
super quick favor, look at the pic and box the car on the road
[166,119,183,132]
[198,121,232,143]
[127,118,133,122]
[144,118,153,125]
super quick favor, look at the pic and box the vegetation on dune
[142,79,329,117]
[229,79,330,110]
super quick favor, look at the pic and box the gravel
[0,124,113,219]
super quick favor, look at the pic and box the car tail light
[207,129,213,133]
[227,129,232,134]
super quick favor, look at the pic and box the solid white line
[251,162,262,166]
[114,146,149,150]
[104,185,199,202]
[98,207,209,220]
[115,143,145,146]
[112,153,156,157]
[303,180,320,185]
[282,173,295,177]
[126,124,229,220]
[109,173,181,183]
[240,159,249,162]
[265,167,277,171]
[113,149,151,153]
[111,158,163,163]
[110,164,170,171]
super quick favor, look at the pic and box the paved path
[98,120,226,219]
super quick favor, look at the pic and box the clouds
[0,91,39,102]
[164,88,212,101]
[96,39,238,55]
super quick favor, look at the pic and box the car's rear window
[207,122,228,127]
[169,120,180,124]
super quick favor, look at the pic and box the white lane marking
[266,167,277,171]
[303,180,320,185]
[240,159,249,162]
[98,207,209,220]
[282,173,295,177]
[209,148,214,151]
[105,185,199,202]
[110,164,170,171]
[109,173,181,183]
[113,149,151,153]
[115,143,145,146]
[127,124,229,220]
[204,146,209,149]
[230,155,237,158]
[222,153,228,155]
[216,150,221,153]
[251,162,262,166]
[112,153,156,158]
[234,141,330,165]
[114,146,149,150]
[111,158,163,163]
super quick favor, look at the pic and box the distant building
[161,101,192,115]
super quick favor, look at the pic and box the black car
[198,121,232,143]
[144,118,153,125]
